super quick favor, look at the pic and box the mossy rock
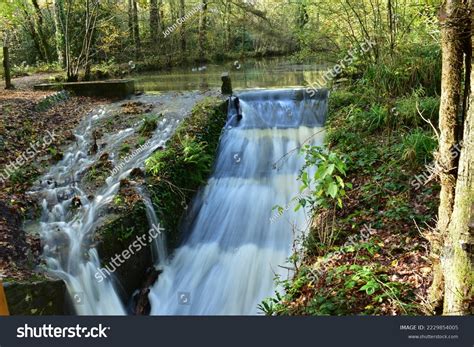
[4,276,67,315]
[146,97,228,249]
[95,200,152,299]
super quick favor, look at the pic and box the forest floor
[0,89,104,280]
[10,73,55,90]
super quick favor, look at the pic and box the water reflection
[134,57,331,92]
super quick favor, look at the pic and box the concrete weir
[34,79,135,99]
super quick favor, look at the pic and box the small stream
[28,91,215,315]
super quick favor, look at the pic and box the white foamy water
[149,89,327,315]
[32,92,212,315]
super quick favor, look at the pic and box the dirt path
[10,73,56,91]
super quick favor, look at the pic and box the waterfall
[32,101,181,315]
[138,186,167,266]
[149,88,328,315]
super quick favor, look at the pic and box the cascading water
[30,93,210,315]
[138,186,167,265]
[149,88,328,315]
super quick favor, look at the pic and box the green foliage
[384,194,413,222]
[139,115,159,137]
[119,143,131,157]
[146,134,212,183]
[393,93,440,128]
[359,45,441,98]
[328,91,359,112]
[297,145,352,210]
[398,129,437,165]
[144,97,227,248]
[260,262,416,316]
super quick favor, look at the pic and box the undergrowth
[262,46,440,316]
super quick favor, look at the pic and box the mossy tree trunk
[429,0,473,314]
[442,34,473,315]
[31,0,51,63]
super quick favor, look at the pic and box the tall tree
[442,60,473,315]
[128,0,134,46]
[2,31,12,90]
[21,5,45,62]
[179,0,186,53]
[428,0,473,314]
[150,0,160,45]
[31,0,51,62]
[53,0,65,66]
[198,0,208,63]
[132,0,141,59]
[64,0,100,81]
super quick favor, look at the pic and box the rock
[130,168,144,179]
[221,72,232,95]
[3,276,67,315]
[134,266,161,315]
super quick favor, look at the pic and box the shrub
[393,94,440,128]
[398,129,437,165]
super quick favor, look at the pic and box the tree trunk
[225,0,233,51]
[53,0,65,66]
[31,0,51,63]
[440,0,473,316]
[180,0,186,53]
[387,0,395,55]
[150,0,159,44]
[23,9,45,62]
[133,0,141,60]
[429,0,471,313]
[3,34,13,90]
[442,60,474,315]
[198,0,208,64]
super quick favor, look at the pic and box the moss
[95,200,152,298]
[138,114,160,137]
[145,97,227,248]
[3,275,67,315]
[82,154,113,191]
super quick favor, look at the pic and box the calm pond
[133,57,331,92]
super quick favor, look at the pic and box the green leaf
[325,163,335,177]
[327,182,338,198]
